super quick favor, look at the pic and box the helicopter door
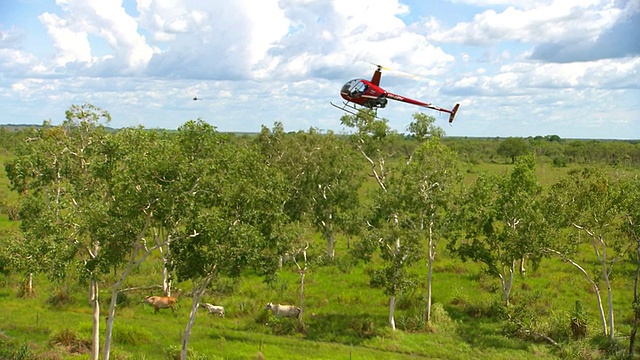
[349,81,367,97]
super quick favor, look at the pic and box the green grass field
[1,160,638,359]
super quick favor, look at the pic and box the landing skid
[330,101,378,118]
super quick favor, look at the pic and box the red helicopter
[331,65,460,123]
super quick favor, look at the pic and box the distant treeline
[442,135,640,167]
[1,125,638,168]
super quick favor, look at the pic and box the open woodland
[0,104,639,360]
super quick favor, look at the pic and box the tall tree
[343,111,449,330]
[5,105,113,360]
[256,124,362,261]
[449,155,546,306]
[4,106,199,360]
[546,167,628,340]
[621,176,640,357]
[342,110,407,329]
[401,114,462,323]
[497,137,530,163]
[168,121,291,360]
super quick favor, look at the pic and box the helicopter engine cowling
[364,96,387,109]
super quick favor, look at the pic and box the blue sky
[1,0,638,139]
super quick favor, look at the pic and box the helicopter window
[349,81,367,96]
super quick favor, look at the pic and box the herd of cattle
[142,296,301,319]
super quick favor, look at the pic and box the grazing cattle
[265,302,301,319]
[200,302,225,317]
[143,295,178,313]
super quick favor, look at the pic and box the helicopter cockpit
[340,79,367,98]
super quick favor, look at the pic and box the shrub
[46,286,75,307]
[209,276,237,296]
[430,303,456,332]
[163,345,213,360]
[265,314,299,335]
[49,329,91,355]
[349,315,376,339]
[334,253,357,274]
[0,336,33,360]
[113,324,153,346]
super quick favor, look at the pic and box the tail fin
[449,103,460,124]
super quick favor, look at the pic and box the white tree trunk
[519,256,526,276]
[426,215,435,324]
[24,273,34,297]
[103,233,165,360]
[389,295,397,330]
[156,229,172,296]
[326,232,335,261]
[546,248,609,336]
[90,278,100,360]
[299,270,305,323]
[426,251,434,324]
[181,274,214,360]
[499,261,515,307]
[597,239,615,340]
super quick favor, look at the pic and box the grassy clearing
[0,260,565,360]
[1,154,638,359]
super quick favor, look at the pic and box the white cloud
[1,0,638,139]
[39,12,92,66]
[38,0,154,72]
[430,0,620,46]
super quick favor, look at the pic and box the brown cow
[143,295,178,313]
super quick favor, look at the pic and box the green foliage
[450,155,548,306]
[112,324,153,346]
[1,115,639,359]
[49,328,92,355]
[497,137,530,163]
[0,336,33,360]
[163,345,212,360]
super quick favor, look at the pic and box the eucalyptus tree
[341,110,405,329]
[364,113,462,327]
[546,167,629,340]
[168,121,291,360]
[621,176,640,357]
[449,155,546,307]
[401,114,462,323]
[343,111,456,330]
[5,105,114,360]
[256,123,362,261]
[4,105,200,360]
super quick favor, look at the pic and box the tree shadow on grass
[303,312,382,345]
[445,303,532,353]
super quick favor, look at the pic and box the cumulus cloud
[38,0,154,73]
[429,0,619,47]
[1,0,638,139]
[261,0,454,82]
[139,0,289,80]
[531,0,640,62]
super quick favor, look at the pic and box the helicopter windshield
[340,79,367,97]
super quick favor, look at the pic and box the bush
[0,336,33,360]
[334,253,357,274]
[49,329,91,355]
[349,315,376,339]
[265,314,299,335]
[46,286,75,307]
[553,156,568,167]
[163,344,218,360]
[113,324,153,346]
[430,303,456,332]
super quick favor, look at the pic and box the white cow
[200,302,225,317]
[265,302,301,319]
